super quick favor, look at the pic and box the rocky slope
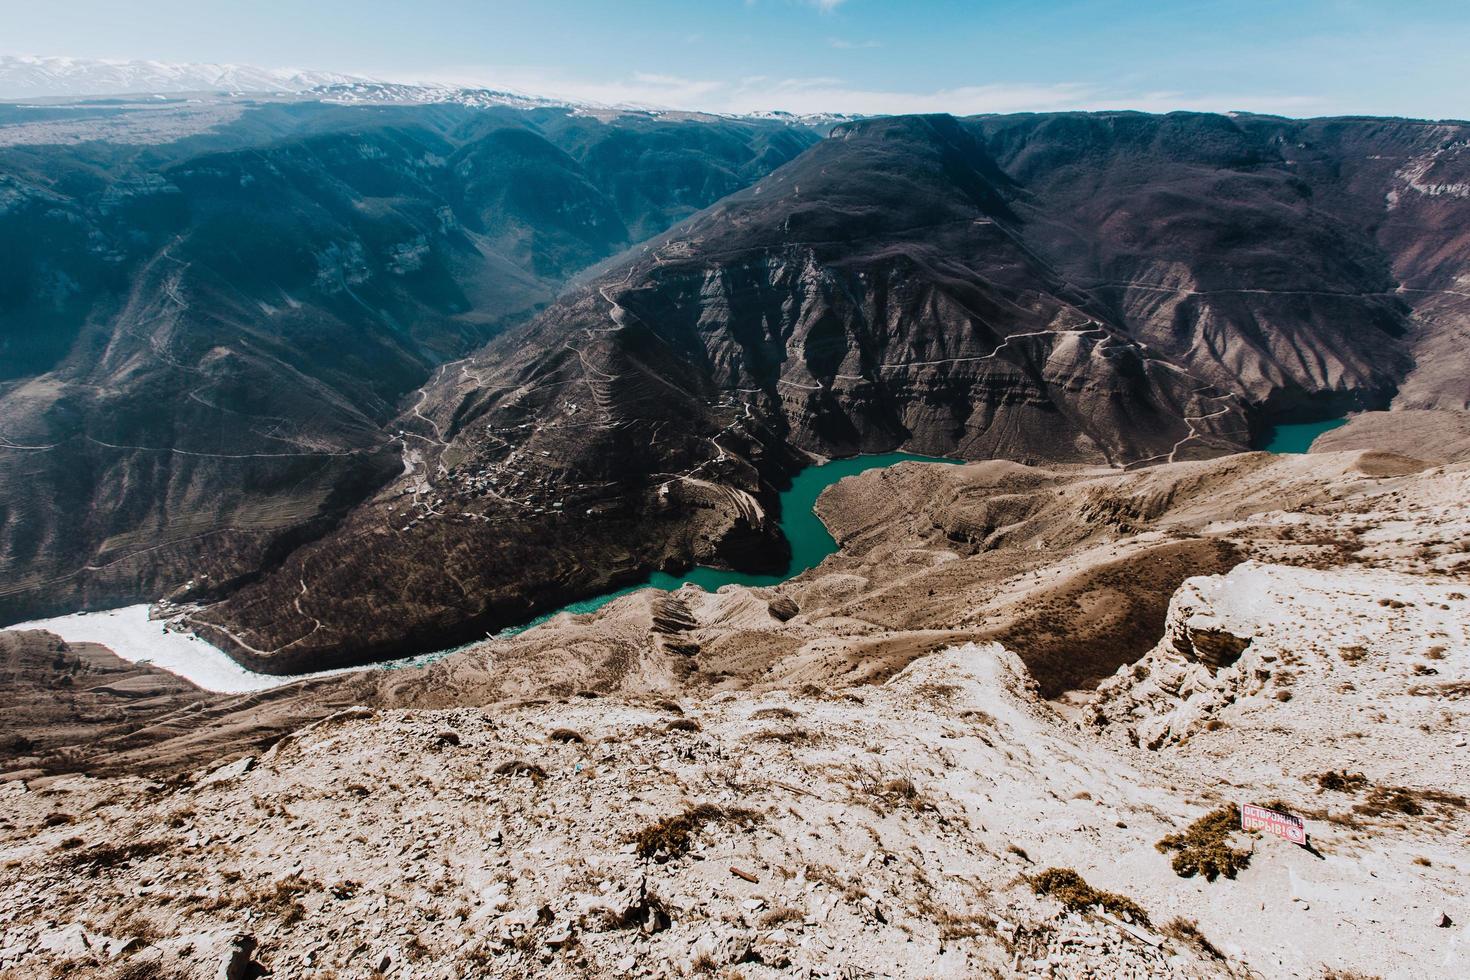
[3,442,1467,977]
[0,100,817,624]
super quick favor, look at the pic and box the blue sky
[7,0,1470,118]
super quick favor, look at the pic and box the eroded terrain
[3,418,1467,978]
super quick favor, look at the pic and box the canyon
[2,86,1469,978]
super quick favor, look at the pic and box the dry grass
[751,728,811,745]
[1314,770,1367,793]
[926,905,995,941]
[1155,804,1252,881]
[59,838,170,875]
[1160,917,1224,960]
[751,706,800,721]
[757,906,804,928]
[630,803,761,859]
[1352,785,1464,818]
[548,728,585,744]
[664,718,701,733]
[494,760,547,782]
[842,765,933,814]
[1030,867,1150,926]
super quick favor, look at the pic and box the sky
[6,0,1470,119]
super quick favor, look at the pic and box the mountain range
[0,55,371,99]
[2,83,1469,671]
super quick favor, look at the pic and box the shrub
[1356,787,1422,817]
[751,728,810,745]
[631,804,761,859]
[1160,917,1224,960]
[751,707,799,721]
[548,728,585,744]
[494,760,547,782]
[1314,770,1367,793]
[1155,805,1251,881]
[665,718,701,733]
[1030,867,1150,925]
[61,839,170,874]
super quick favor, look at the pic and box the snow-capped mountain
[0,55,856,129]
[309,81,569,111]
[0,55,369,98]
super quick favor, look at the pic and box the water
[8,604,367,693]
[17,453,961,686]
[492,452,961,639]
[1261,417,1350,454]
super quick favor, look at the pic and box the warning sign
[1241,803,1307,845]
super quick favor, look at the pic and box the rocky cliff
[0,101,818,624]
[193,111,1470,671]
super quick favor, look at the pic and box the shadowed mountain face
[190,109,1470,672]
[0,102,820,623]
[970,112,1463,415]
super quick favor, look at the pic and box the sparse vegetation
[751,727,811,745]
[630,803,761,859]
[757,905,804,928]
[1160,917,1224,960]
[751,706,800,721]
[1030,867,1150,925]
[259,876,311,925]
[494,760,547,782]
[60,838,170,874]
[1155,804,1252,881]
[1314,770,1367,793]
[1355,786,1426,817]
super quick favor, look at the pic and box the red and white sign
[1241,803,1307,845]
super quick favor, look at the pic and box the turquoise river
[396,421,1349,665]
[497,452,960,637]
[1259,417,1350,454]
